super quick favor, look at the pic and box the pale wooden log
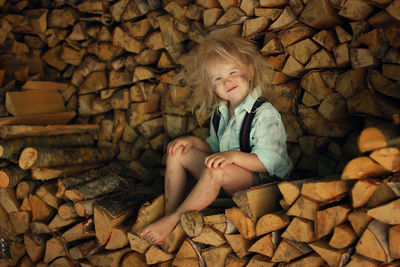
[225,207,256,239]
[329,223,357,249]
[216,6,246,26]
[315,204,351,239]
[370,147,400,172]
[30,221,53,234]
[268,6,297,30]
[358,28,390,59]
[271,239,312,263]
[74,198,98,217]
[5,90,65,116]
[24,233,46,262]
[0,134,94,162]
[285,252,325,267]
[286,196,319,220]
[318,93,348,120]
[351,179,380,208]
[131,194,164,235]
[48,256,76,266]
[64,173,130,202]
[313,29,337,51]
[368,198,400,224]
[335,69,367,98]
[0,111,76,127]
[0,124,98,139]
[61,218,95,243]
[9,210,30,234]
[31,164,102,181]
[389,225,400,259]
[278,178,314,205]
[43,237,67,263]
[232,183,280,222]
[35,182,59,209]
[248,231,279,257]
[145,246,174,265]
[287,38,319,65]
[339,0,374,20]
[342,156,391,180]
[346,254,381,267]
[161,223,187,253]
[94,194,144,246]
[192,225,226,246]
[358,123,400,153]
[105,224,130,250]
[17,255,34,267]
[309,240,352,267]
[255,210,290,236]
[301,178,349,204]
[29,194,54,222]
[201,245,232,267]
[0,187,19,213]
[86,247,131,267]
[58,202,78,220]
[203,212,236,235]
[277,24,315,47]
[0,165,29,188]
[47,214,80,232]
[347,209,373,236]
[367,173,400,207]
[9,242,27,266]
[282,217,315,243]
[368,69,400,100]
[225,254,248,266]
[127,232,151,253]
[180,210,204,238]
[299,0,342,28]
[19,146,115,170]
[356,219,393,263]
[225,233,253,258]
[121,252,148,267]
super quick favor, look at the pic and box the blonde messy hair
[176,33,275,120]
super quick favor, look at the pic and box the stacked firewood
[0,0,400,266]
[0,124,398,266]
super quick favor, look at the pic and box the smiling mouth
[227,86,237,92]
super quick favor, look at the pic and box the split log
[120,252,148,267]
[130,194,164,234]
[301,178,349,204]
[232,183,281,222]
[278,178,314,205]
[370,147,400,172]
[145,245,174,265]
[43,237,67,263]
[24,233,47,263]
[329,223,357,249]
[281,217,315,243]
[0,124,98,139]
[314,204,351,239]
[341,156,391,180]
[64,173,131,202]
[255,210,290,236]
[347,209,373,236]
[47,214,80,232]
[225,233,253,258]
[368,172,400,207]
[58,202,78,220]
[346,254,381,267]
[31,164,102,181]
[309,240,352,267]
[0,111,75,127]
[61,218,95,243]
[0,165,29,188]
[389,225,400,259]
[86,247,131,267]
[285,252,325,267]
[202,245,232,267]
[127,232,151,254]
[358,123,400,153]
[16,180,41,199]
[9,211,30,234]
[161,223,187,253]
[356,219,393,263]
[192,225,227,246]
[286,196,319,221]
[74,198,98,217]
[35,182,60,209]
[271,239,312,263]
[19,146,116,170]
[367,198,400,224]
[225,207,256,239]
[105,224,130,250]
[248,231,279,257]
[351,179,380,208]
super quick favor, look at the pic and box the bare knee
[202,167,229,186]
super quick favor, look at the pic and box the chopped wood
[0,111,76,127]
[255,210,290,236]
[86,247,131,267]
[278,178,312,205]
[43,237,67,263]
[315,204,351,239]
[131,194,164,234]
[192,225,227,246]
[329,223,357,249]
[9,211,30,234]
[35,182,59,209]
[351,179,380,208]
[47,214,80,232]
[271,239,312,263]
[127,232,151,253]
[225,254,248,266]
[74,198,98,217]
[225,233,253,258]
[286,196,319,220]
[225,207,256,239]
[282,217,315,242]
[367,198,400,224]
[61,218,95,243]
[171,239,203,266]
[285,252,325,267]
[248,231,278,257]
[232,183,280,222]
[0,124,98,139]
[0,187,20,213]
[0,165,29,188]
[31,164,102,181]
[58,202,78,220]
[356,219,393,263]
[299,0,342,28]
[309,240,352,267]
[370,147,400,172]
[161,223,187,253]
[201,245,232,267]
[342,156,391,180]
[5,90,65,116]
[121,252,148,267]
[367,174,398,207]
[346,254,381,267]
[24,233,46,262]
[105,224,130,250]
[389,224,400,259]
[180,210,204,237]
[358,124,400,153]
[301,178,349,204]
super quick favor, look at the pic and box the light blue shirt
[206,89,293,179]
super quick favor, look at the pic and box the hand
[167,136,194,156]
[205,151,236,169]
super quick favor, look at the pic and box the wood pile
[0,125,398,266]
[0,0,399,266]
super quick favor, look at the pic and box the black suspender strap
[240,97,266,153]
[212,97,267,153]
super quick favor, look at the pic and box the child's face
[207,58,251,108]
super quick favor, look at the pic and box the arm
[205,150,267,172]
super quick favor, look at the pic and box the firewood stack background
[0,0,399,266]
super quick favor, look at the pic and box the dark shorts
[252,172,282,186]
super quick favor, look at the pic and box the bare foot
[140,214,180,245]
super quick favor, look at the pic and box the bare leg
[140,163,253,244]
[164,147,208,214]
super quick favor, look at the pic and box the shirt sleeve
[206,113,220,153]
[250,103,289,177]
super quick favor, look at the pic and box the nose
[223,77,232,85]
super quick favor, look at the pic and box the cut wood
[130,194,164,234]
[278,178,313,205]
[0,165,29,188]
[43,237,67,263]
[0,124,98,139]
[0,111,76,127]
[224,233,253,258]
[342,156,391,180]
[248,232,279,257]
[225,207,256,239]
[255,210,290,236]
[346,254,381,267]
[347,209,373,236]
[31,164,102,181]
[285,252,325,267]
[9,211,30,234]
[389,224,400,259]
[368,173,400,207]
[202,245,232,267]
[309,240,352,267]
[74,198,98,217]
[286,196,319,221]
[0,187,20,213]
[127,232,151,253]
[171,239,204,267]
[61,218,95,243]
[35,182,59,209]
[358,123,400,153]
[369,147,400,172]
[356,219,393,263]
[192,225,226,246]
[105,224,130,250]
[86,247,131,267]
[301,178,349,204]
[281,217,315,243]
[58,202,78,220]
[161,223,187,253]
[19,146,115,170]
[24,233,46,262]
[367,198,400,224]
[351,179,380,208]
[180,210,204,238]
[271,239,312,263]
[329,223,357,249]
[314,204,351,239]
[120,252,148,267]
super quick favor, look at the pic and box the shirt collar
[218,86,262,114]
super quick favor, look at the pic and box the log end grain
[19,147,38,170]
